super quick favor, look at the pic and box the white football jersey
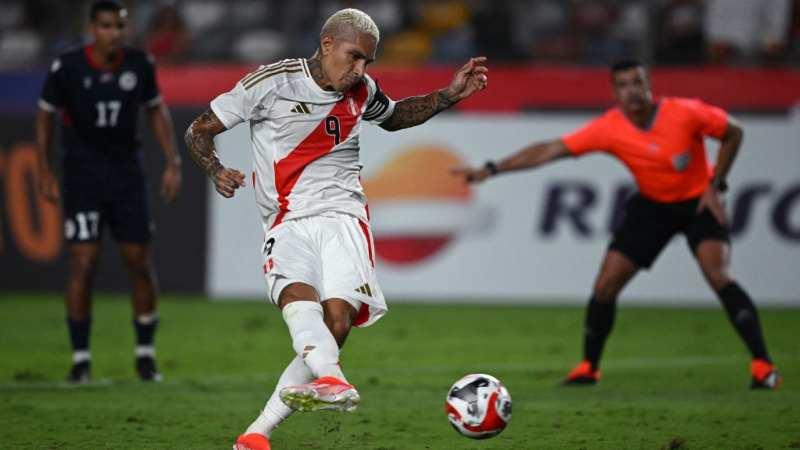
[210,58,396,229]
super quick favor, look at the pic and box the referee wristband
[712,178,728,193]
[484,161,499,175]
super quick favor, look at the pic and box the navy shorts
[609,194,730,269]
[62,153,153,243]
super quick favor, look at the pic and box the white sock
[281,300,345,380]
[135,345,156,358]
[245,356,313,437]
[72,350,91,364]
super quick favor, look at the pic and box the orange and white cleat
[233,433,270,450]
[750,358,782,390]
[563,360,601,385]
[279,376,360,412]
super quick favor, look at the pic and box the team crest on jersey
[50,58,61,73]
[83,77,92,90]
[100,72,114,83]
[119,71,137,91]
[672,151,691,171]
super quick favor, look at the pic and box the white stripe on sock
[135,346,156,357]
[72,350,91,363]
[135,313,158,325]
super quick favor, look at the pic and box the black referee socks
[583,297,617,370]
[716,282,771,362]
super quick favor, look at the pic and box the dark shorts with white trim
[61,148,152,244]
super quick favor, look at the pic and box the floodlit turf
[1,293,798,449]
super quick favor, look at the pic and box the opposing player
[183,8,487,450]
[453,60,781,390]
[35,1,182,383]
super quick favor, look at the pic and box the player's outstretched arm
[184,109,245,198]
[34,108,60,203]
[380,57,488,131]
[451,139,571,184]
[146,103,182,203]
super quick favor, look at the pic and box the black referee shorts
[609,193,730,269]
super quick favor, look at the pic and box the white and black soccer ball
[445,373,512,439]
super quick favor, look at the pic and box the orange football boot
[563,360,601,385]
[233,433,270,450]
[751,358,782,389]
[280,376,360,412]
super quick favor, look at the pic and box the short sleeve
[141,53,162,108]
[210,79,266,130]
[38,58,64,112]
[362,75,396,125]
[684,98,728,139]
[561,115,611,156]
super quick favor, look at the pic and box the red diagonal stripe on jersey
[271,81,369,228]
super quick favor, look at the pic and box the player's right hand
[36,168,60,203]
[213,167,246,198]
[450,166,491,184]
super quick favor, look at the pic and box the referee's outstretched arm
[450,139,571,184]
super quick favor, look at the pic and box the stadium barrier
[2,67,798,303]
[208,112,800,305]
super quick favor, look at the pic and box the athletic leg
[564,250,639,384]
[119,242,161,381]
[693,240,780,388]
[244,298,358,437]
[65,242,101,382]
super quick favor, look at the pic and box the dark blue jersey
[39,45,161,157]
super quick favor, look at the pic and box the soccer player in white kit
[184,8,488,450]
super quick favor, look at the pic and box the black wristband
[712,178,728,192]
[484,161,499,175]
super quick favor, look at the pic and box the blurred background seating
[1,0,798,69]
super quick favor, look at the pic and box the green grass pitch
[1,293,798,449]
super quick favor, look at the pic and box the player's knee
[704,269,732,292]
[593,278,621,304]
[69,254,99,280]
[122,254,153,279]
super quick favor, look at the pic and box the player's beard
[340,75,362,93]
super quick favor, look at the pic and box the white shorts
[261,212,387,327]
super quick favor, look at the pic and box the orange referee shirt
[561,97,729,202]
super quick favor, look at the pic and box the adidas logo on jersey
[355,283,373,297]
[291,102,311,114]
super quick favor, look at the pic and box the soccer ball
[445,373,512,439]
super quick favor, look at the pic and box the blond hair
[320,8,379,43]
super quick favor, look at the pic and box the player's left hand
[442,57,488,103]
[161,163,182,203]
[696,186,727,225]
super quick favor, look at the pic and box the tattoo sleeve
[184,108,227,179]
[380,89,456,131]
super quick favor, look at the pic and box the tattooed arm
[184,108,246,198]
[380,57,488,132]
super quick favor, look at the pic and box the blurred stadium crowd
[2,0,800,69]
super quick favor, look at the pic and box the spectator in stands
[705,0,792,64]
[573,1,627,65]
[655,0,705,64]
[146,4,189,62]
